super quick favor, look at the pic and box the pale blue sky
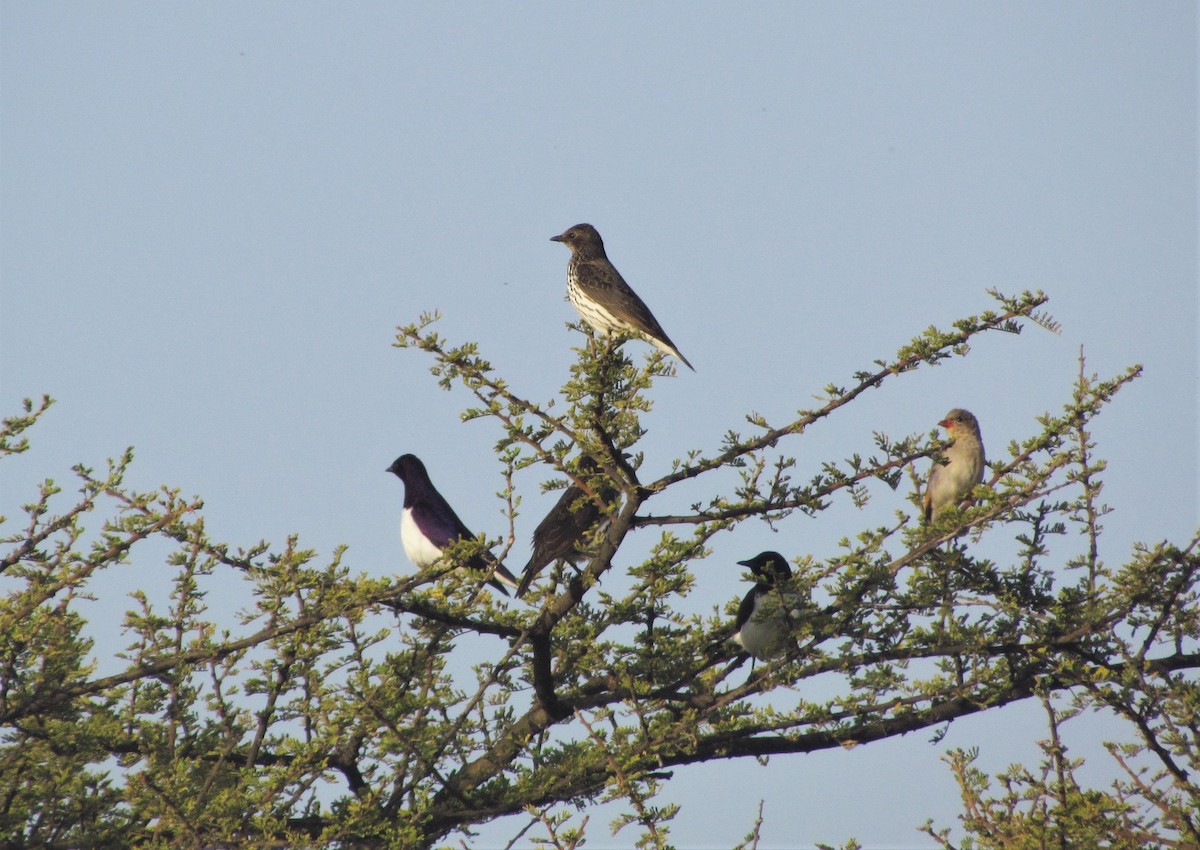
[2,4,1196,847]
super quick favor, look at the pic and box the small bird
[516,455,618,598]
[386,454,520,595]
[922,408,986,523]
[550,223,695,371]
[732,551,800,661]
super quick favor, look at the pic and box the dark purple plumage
[387,453,519,595]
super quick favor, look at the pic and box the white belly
[734,614,786,659]
[568,287,614,333]
[928,449,983,518]
[733,594,800,660]
[401,509,443,568]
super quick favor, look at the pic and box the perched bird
[516,455,618,598]
[386,454,520,595]
[922,408,986,523]
[732,551,800,661]
[550,223,695,371]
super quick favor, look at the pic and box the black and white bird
[732,551,800,661]
[386,453,520,595]
[550,223,695,371]
[922,408,986,523]
[515,455,618,598]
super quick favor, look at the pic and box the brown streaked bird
[550,223,695,370]
[516,455,619,598]
[922,408,986,522]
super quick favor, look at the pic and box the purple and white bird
[732,551,800,661]
[387,453,520,595]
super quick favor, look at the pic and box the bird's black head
[737,551,792,585]
[550,223,604,254]
[386,453,426,483]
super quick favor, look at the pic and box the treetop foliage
[2,290,1197,849]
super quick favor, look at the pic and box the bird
[550,223,695,371]
[386,453,520,595]
[922,408,986,523]
[731,551,801,661]
[516,455,619,598]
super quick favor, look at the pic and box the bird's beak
[737,559,753,568]
[938,418,952,429]
[550,234,564,242]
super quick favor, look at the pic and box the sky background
[2,4,1196,848]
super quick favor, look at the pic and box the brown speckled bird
[550,223,695,370]
[516,455,619,598]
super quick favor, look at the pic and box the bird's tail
[489,561,521,596]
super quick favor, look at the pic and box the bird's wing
[923,459,944,522]
[580,261,674,340]
[575,259,694,369]
[539,487,598,561]
[412,494,517,595]
[408,499,465,550]
[441,521,520,595]
[517,486,599,597]
[734,587,759,630]
[488,561,520,594]
[514,561,538,599]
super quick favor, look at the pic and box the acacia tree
[923,688,1200,850]
[1,290,1196,849]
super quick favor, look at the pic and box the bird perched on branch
[922,408,986,523]
[516,454,618,598]
[732,551,802,661]
[387,453,520,595]
[551,223,695,371]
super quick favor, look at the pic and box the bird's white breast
[733,593,800,660]
[567,281,626,337]
[401,508,443,568]
[928,440,984,518]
